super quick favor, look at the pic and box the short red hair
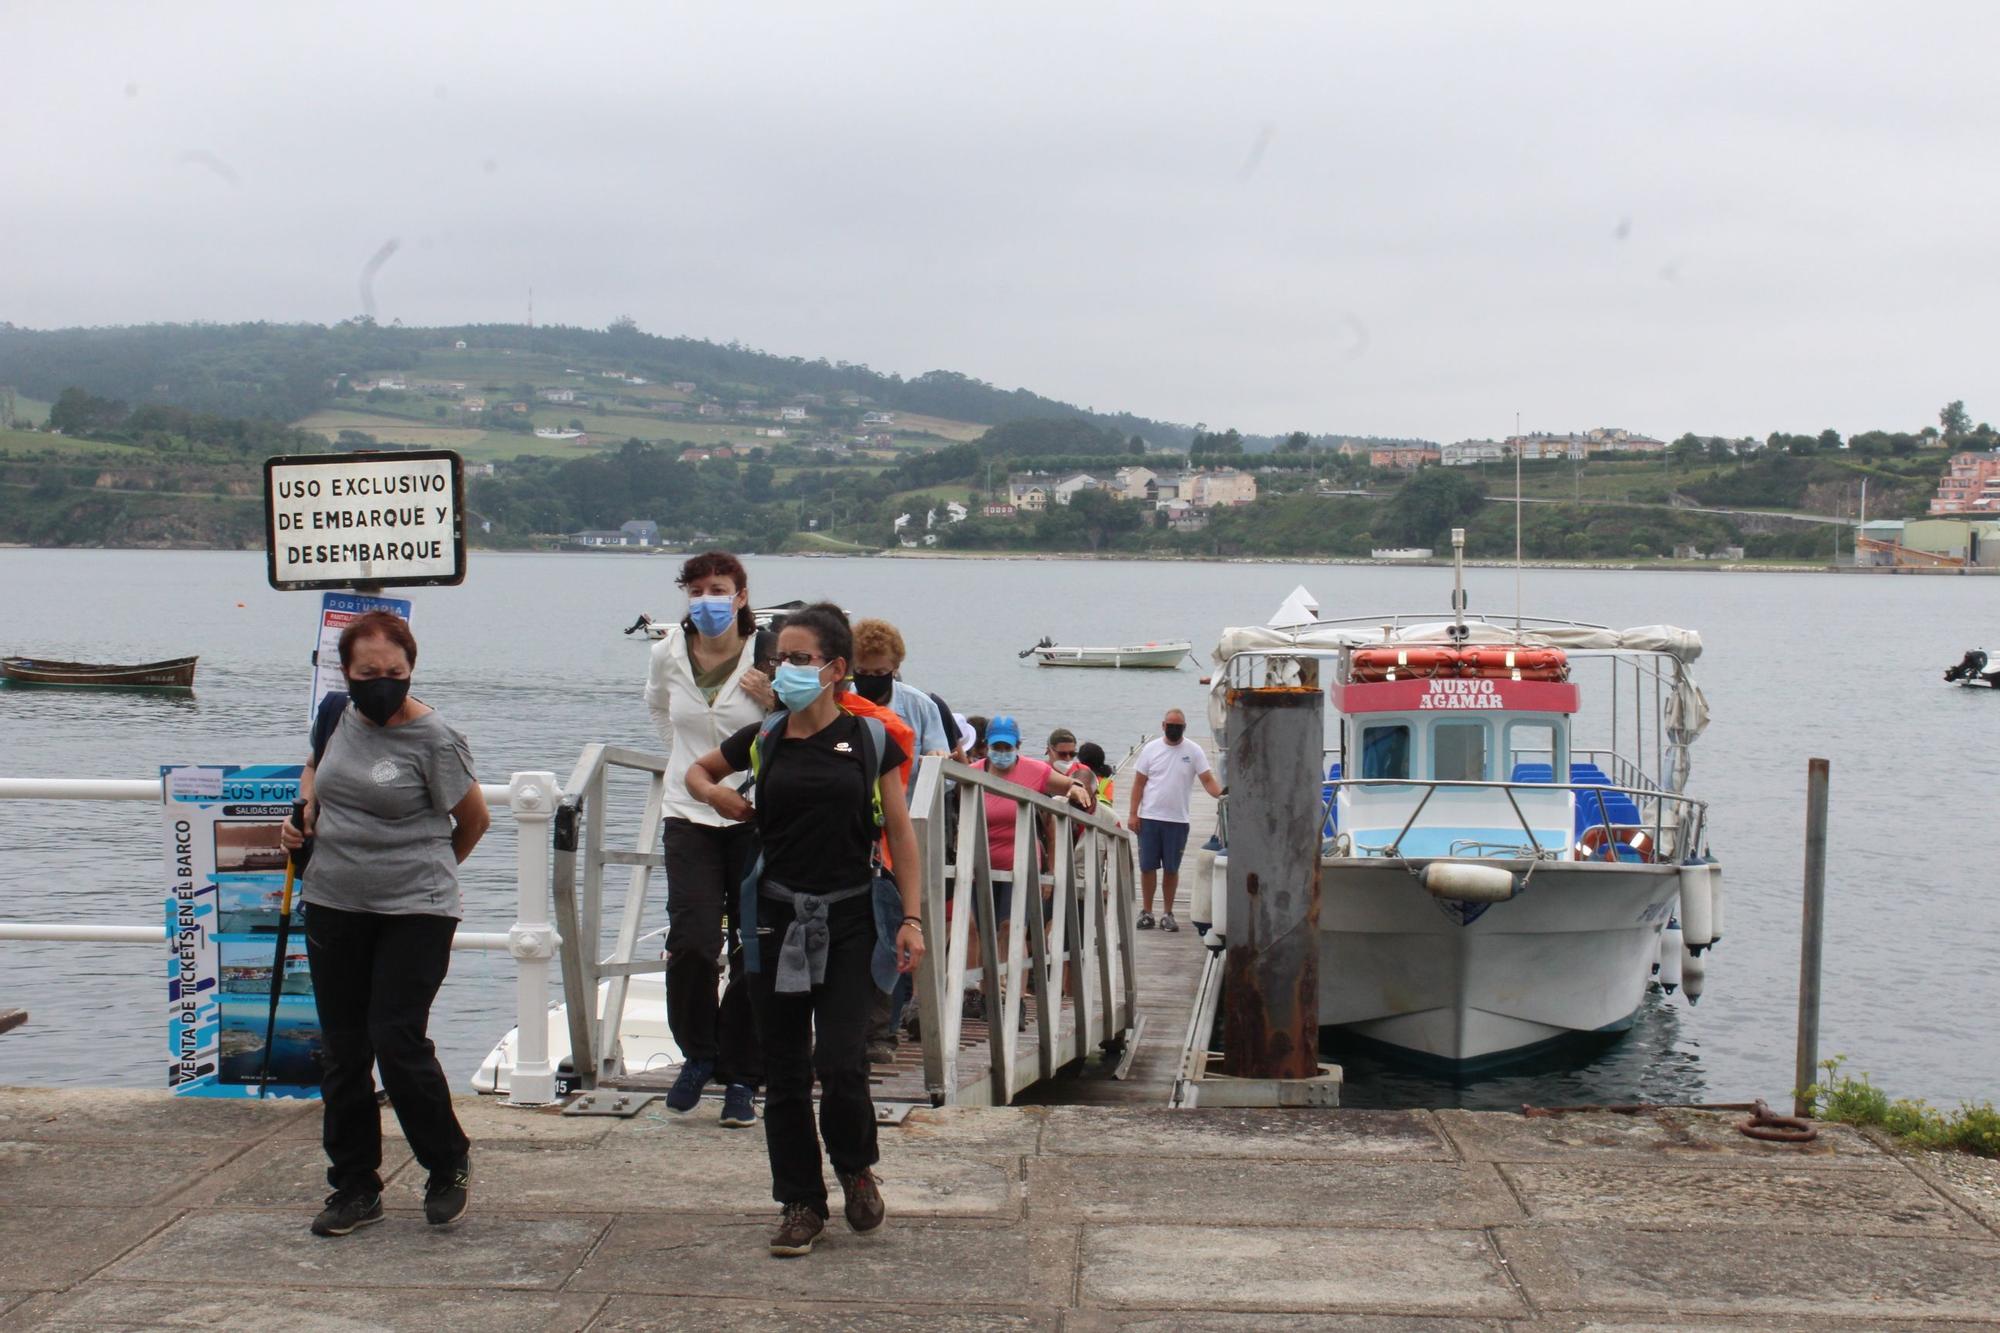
[338,610,418,670]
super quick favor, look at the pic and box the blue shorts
[1137,819,1190,874]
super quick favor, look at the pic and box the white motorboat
[1021,637,1192,669]
[622,602,808,642]
[1204,536,1720,1071]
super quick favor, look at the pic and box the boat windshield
[1432,722,1489,781]
[1361,724,1409,779]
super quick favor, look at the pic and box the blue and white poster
[161,764,320,1099]
[310,590,412,725]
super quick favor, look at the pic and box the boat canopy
[1208,618,1711,789]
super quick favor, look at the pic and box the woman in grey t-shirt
[279,611,491,1238]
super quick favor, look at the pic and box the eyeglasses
[1052,749,1076,761]
[777,651,826,667]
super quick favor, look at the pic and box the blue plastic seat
[1510,763,1555,784]
[1322,763,1341,835]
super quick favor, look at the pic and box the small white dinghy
[1021,637,1193,669]
[471,973,681,1096]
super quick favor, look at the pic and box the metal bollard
[1793,757,1829,1119]
[1221,674,1324,1080]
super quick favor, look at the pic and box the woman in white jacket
[644,551,776,1125]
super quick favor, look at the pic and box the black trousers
[304,903,469,1193]
[748,895,879,1213]
[662,818,763,1088]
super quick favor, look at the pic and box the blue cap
[986,714,1021,747]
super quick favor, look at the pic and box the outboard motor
[1944,649,1989,683]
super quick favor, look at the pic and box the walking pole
[259,800,310,1099]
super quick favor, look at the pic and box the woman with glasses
[685,603,925,1258]
[644,550,774,1127]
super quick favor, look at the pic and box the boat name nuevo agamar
[1417,680,1504,710]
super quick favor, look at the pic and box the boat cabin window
[1360,724,1410,780]
[1432,721,1489,782]
[1505,720,1564,782]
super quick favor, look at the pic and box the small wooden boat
[1,655,198,690]
[1021,637,1192,669]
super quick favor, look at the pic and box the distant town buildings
[1930,451,2000,514]
[1370,445,1442,471]
[1440,439,1507,467]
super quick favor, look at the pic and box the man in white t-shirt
[1126,708,1223,932]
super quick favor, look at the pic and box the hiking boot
[769,1201,825,1257]
[837,1168,886,1234]
[719,1083,757,1128]
[866,1038,897,1065]
[1137,912,1155,930]
[665,1058,714,1113]
[1160,912,1180,933]
[310,1186,383,1237]
[424,1157,470,1226]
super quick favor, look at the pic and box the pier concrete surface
[4,1090,2000,1329]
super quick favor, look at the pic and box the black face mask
[348,676,410,725]
[1162,722,1186,743]
[852,673,894,704]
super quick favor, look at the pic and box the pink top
[975,755,1055,871]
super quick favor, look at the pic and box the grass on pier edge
[1805,1056,2000,1157]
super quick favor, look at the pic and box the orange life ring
[1349,647,1462,681]
[1455,647,1569,681]
[1349,645,1569,683]
[1577,826,1654,862]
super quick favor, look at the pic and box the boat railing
[1323,777,1708,865]
[0,772,565,1104]
[904,755,1141,1105]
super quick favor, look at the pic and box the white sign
[264,450,466,590]
[308,592,413,725]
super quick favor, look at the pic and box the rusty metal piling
[1221,674,1325,1080]
[1794,756,1830,1118]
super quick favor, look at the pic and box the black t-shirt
[719,711,908,893]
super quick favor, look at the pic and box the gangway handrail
[905,755,1140,1105]
[0,768,565,1106]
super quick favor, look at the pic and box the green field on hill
[0,427,145,457]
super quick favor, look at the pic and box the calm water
[2,549,1995,1110]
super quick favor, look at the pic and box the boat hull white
[471,974,681,1095]
[1034,642,1190,669]
[1317,858,1680,1070]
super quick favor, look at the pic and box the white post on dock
[506,771,561,1107]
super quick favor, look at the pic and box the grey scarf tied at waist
[761,879,871,994]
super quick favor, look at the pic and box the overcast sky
[5,3,1996,442]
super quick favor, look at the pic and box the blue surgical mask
[773,662,828,712]
[689,596,735,638]
[988,745,1017,770]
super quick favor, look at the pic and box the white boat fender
[1659,917,1683,993]
[1678,863,1714,954]
[1421,861,1517,904]
[1681,943,1706,1005]
[1189,844,1217,935]
[1707,860,1724,945]
[1209,852,1229,937]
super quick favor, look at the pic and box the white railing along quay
[0,770,563,1107]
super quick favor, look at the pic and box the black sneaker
[665,1058,714,1114]
[310,1187,383,1237]
[769,1201,825,1257]
[1137,912,1156,930]
[719,1083,757,1128]
[424,1157,470,1226]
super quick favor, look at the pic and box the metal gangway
[537,745,1145,1107]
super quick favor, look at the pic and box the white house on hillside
[1052,473,1101,505]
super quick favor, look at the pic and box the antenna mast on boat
[1450,527,1469,641]
[1514,410,1523,636]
